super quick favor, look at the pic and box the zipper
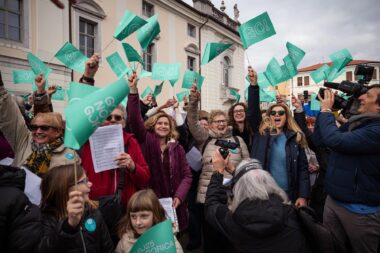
[79,226,87,253]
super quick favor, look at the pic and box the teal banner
[152,63,181,87]
[137,14,160,50]
[201,42,232,66]
[27,53,52,77]
[54,42,88,74]
[182,69,205,90]
[106,52,131,78]
[114,10,147,41]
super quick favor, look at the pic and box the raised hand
[35,74,46,94]
[291,95,303,110]
[128,72,138,94]
[67,190,84,227]
[248,66,258,86]
[84,53,100,78]
[190,80,200,101]
[47,85,59,97]
[115,152,136,172]
[318,89,334,112]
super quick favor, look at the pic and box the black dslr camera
[317,65,374,118]
[214,139,240,159]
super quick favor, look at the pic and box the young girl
[37,164,114,253]
[116,189,183,253]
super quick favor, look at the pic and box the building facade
[0,0,245,114]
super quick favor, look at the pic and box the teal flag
[310,64,330,84]
[257,72,271,88]
[130,220,176,253]
[238,11,276,49]
[152,63,181,87]
[114,10,147,41]
[54,42,88,74]
[260,87,276,102]
[176,90,190,102]
[138,70,152,80]
[182,69,205,90]
[12,70,35,84]
[329,48,353,72]
[286,42,305,67]
[201,42,232,66]
[122,43,144,65]
[310,94,321,111]
[153,81,164,97]
[27,53,52,77]
[283,54,298,77]
[64,78,130,149]
[51,88,66,101]
[140,86,153,99]
[265,58,290,86]
[229,89,241,103]
[67,81,100,105]
[137,14,160,50]
[106,52,131,78]
[326,67,346,82]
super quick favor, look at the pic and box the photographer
[315,86,380,253]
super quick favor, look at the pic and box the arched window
[223,56,231,87]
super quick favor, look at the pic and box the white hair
[231,159,290,212]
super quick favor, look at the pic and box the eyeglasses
[270,110,286,116]
[233,109,245,114]
[106,114,123,121]
[30,124,58,132]
[77,177,90,185]
[212,120,227,125]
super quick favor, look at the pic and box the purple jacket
[127,93,192,231]
[0,131,14,160]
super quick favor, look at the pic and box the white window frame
[187,23,196,38]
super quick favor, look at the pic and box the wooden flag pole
[100,38,115,53]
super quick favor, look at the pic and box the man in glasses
[0,71,80,175]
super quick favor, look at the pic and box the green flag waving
[259,87,276,102]
[201,42,232,66]
[122,43,144,65]
[113,10,147,41]
[176,90,190,102]
[137,14,160,50]
[238,12,276,49]
[286,42,305,67]
[27,53,52,77]
[310,64,330,84]
[130,220,176,253]
[140,86,153,99]
[55,42,88,74]
[153,81,164,97]
[181,69,205,90]
[265,58,290,86]
[257,72,271,88]
[229,88,241,103]
[64,78,129,149]
[329,48,353,72]
[67,81,100,105]
[12,69,35,84]
[106,52,131,78]
[283,54,298,78]
[138,70,152,80]
[152,63,181,87]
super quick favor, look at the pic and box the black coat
[37,207,114,253]
[0,166,42,253]
[205,173,310,253]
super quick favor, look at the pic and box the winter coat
[81,131,150,205]
[247,85,310,202]
[36,208,114,253]
[0,166,42,253]
[0,87,81,170]
[205,173,310,253]
[115,230,184,253]
[127,93,192,231]
[187,93,250,203]
[0,131,14,160]
[313,112,380,205]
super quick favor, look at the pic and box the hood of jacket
[232,194,288,237]
[0,165,26,191]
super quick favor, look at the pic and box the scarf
[25,137,64,175]
[348,112,380,131]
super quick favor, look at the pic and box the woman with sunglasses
[0,73,80,175]
[187,82,249,253]
[37,164,114,252]
[247,66,310,208]
[127,72,192,233]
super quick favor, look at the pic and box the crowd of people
[0,55,379,253]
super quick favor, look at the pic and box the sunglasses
[106,114,123,121]
[30,124,58,132]
[212,120,227,125]
[77,177,90,185]
[270,110,286,116]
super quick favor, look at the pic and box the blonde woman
[246,66,310,207]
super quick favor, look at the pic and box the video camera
[214,139,240,159]
[317,65,374,118]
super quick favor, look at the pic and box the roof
[298,60,380,72]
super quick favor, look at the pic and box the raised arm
[32,74,52,115]
[246,66,262,133]
[79,53,100,86]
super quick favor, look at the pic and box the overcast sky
[183,0,380,72]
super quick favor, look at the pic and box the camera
[317,65,374,118]
[211,139,240,161]
[218,147,229,159]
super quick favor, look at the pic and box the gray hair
[115,104,126,118]
[231,159,290,212]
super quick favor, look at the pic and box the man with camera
[315,85,380,253]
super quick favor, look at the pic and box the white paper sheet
[89,124,124,173]
[21,166,42,206]
[159,198,179,232]
[0,157,14,165]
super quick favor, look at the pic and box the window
[143,44,154,72]
[187,23,196,38]
[372,68,377,80]
[297,76,303,86]
[0,0,21,41]
[304,76,309,86]
[79,18,97,58]
[346,71,353,81]
[142,1,154,17]
[187,56,195,71]
[223,56,231,87]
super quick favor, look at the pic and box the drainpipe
[68,2,74,82]
[198,16,209,110]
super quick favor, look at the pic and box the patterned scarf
[25,137,64,175]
